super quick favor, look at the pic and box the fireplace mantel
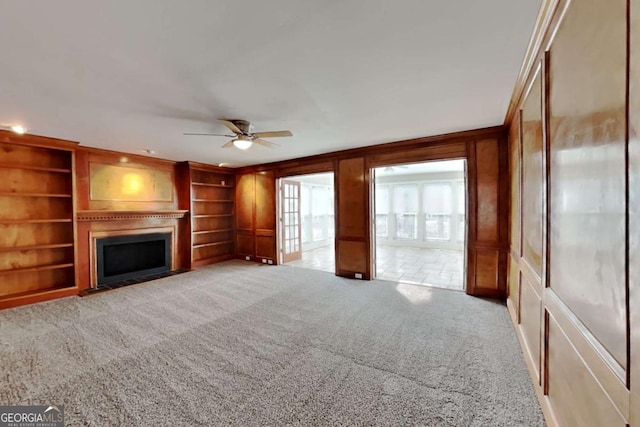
[77,210,188,222]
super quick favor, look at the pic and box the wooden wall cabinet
[0,132,79,308]
[178,162,236,268]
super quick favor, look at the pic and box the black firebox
[96,232,171,287]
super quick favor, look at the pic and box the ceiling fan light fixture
[10,125,26,134]
[232,138,253,150]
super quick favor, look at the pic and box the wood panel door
[281,180,301,263]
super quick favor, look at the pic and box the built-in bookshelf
[183,163,235,268]
[0,134,78,308]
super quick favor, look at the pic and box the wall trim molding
[77,210,188,221]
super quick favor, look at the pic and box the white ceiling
[0,0,541,167]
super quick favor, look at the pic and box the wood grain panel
[89,163,173,202]
[0,197,71,220]
[547,0,627,368]
[0,168,71,194]
[367,142,466,167]
[0,247,73,271]
[521,71,544,276]
[0,141,72,169]
[474,139,499,242]
[235,174,255,230]
[0,268,74,297]
[0,223,73,247]
[256,234,276,260]
[507,253,520,320]
[630,0,640,423]
[255,171,276,231]
[509,118,522,255]
[236,231,254,257]
[338,240,367,273]
[474,250,499,290]
[547,315,626,427]
[276,161,334,178]
[337,157,366,237]
[77,149,178,211]
[519,275,542,380]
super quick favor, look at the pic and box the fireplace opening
[96,232,171,287]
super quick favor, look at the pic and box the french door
[280,180,302,262]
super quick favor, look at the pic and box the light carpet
[0,260,544,426]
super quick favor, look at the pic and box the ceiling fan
[383,165,409,172]
[184,119,292,150]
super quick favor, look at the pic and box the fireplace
[96,232,171,287]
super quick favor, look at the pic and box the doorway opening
[278,172,335,273]
[373,159,467,290]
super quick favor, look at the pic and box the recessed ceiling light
[120,156,129,163]
[10,125,26,134]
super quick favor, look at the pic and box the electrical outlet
[262,259,267,264]
[267,260,274,265]
[245,256,250,261]
[355,273,363,279]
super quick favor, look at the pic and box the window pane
[458,215,466,242]
[393,184,418,214]
[312,186,326,215]
[457,181,465,214]
[375,186,389,214]
[376,214,388,237]
[395,214,417,239]
[313,215,324,241]
[327,215,335,238]
[425,214,450,240]
[423,183,452,214]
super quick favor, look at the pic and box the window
[393,184,418,239]
[423,183,452,241]
[311,186,326,241]
[457,181,466,242]
[301,185,312,243]
[375,186,389,237]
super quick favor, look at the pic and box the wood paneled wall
[236,127,508,295]
[335,157,371,278]
[75,147,189,289]
[235,170,277,262]
[505,0,637,424]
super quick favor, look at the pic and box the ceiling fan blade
[218,119,242,134]
[222,140,235,148]
[252,130,292,138]
[253,138,280,148]
[184,133,234,137]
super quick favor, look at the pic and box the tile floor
[287,244,336,274]
[286,243,465,291]
[376,245,464,291]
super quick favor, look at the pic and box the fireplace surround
[96,232,171,286]
[88,225,179,288]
